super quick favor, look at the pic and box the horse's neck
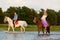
[7,17,13,23]
[36,18,41,23]
[36,18,40,21]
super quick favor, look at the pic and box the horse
[4,16,28,32]
[33,16,50,36]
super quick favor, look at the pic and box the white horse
[4,16,28,32]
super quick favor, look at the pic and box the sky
[0,0,60,12]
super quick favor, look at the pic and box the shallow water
[0,31,60,40]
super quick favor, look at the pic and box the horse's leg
[11,26,14,32]
[38,28,40,36]
[20,27,23,32]
[47,22,50,35]
[48,26,50,35]
[46,26,50,35]
[46,27,47,34]
[8,25,10,32]
[42,27,44,35]
[22,26,25,32]
[37,25,41,36]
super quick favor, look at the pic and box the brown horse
[33,16,50,36]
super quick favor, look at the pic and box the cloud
[0,0,60,11]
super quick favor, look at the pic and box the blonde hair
[43,10,47,15]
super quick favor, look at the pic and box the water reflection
[0,31,60,40]
[0,31,6,40]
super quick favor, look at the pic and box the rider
[41,10,49,28]
[13,12,18,27]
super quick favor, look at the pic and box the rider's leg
[14,20,16,27]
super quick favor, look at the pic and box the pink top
[41,15,47,20]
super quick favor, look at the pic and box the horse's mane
[6,16,12,21]
[36,17,41,21]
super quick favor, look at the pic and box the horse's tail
[24,21,28,27]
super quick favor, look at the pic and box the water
[0,31,60,40]
[0,31,6,40]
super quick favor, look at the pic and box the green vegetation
[51,26,60,31]
[0,25,60,31]
[0,6,60,25]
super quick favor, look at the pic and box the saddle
[15,21,18,25]
[13,20,18,25]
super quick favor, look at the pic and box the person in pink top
[41,10,49,28]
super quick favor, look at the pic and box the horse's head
[4,16,13,24]
[4,16,8,23]
[33,16,41,23]
[33,17,37,23]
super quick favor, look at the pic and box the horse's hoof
[47,34,50,36]
[38,34,42,36]
[45,34,50,36]
[8,31,10,32]
[38,33,40,36]
[24,32,25,33]
[42,34,44,36]
[38,34,40,36]
[13,31,15,32]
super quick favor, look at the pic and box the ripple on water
[0,31,60,40]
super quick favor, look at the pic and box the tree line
[0,6,60,25]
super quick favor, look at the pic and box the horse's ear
[4,16,6,18]
[34,16,36,18]
[5,16,7,17]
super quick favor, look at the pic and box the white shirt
[41,15,47,20]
